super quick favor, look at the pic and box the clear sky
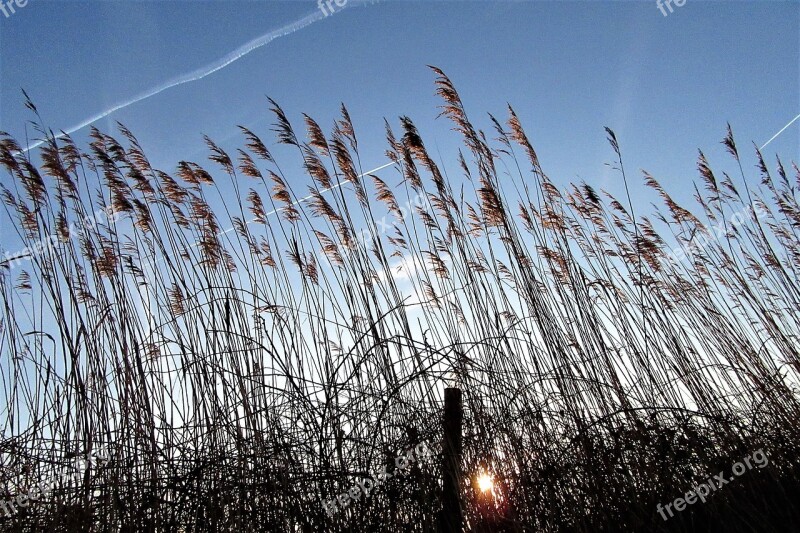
[0,0,798,250]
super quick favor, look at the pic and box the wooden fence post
[441,387,463,532]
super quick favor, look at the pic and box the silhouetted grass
[0,68,798,532]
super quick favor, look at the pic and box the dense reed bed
[0,68,798,531]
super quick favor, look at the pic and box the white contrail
[19,3,362,153]
[760,112,800,151]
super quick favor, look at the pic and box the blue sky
[0,0,798,250]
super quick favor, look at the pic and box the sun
[477,473,494,493]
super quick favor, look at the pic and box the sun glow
[477,473,494,493]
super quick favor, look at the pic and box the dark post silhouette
[441,387,463,532]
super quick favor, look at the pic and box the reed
[0,68,797,531]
